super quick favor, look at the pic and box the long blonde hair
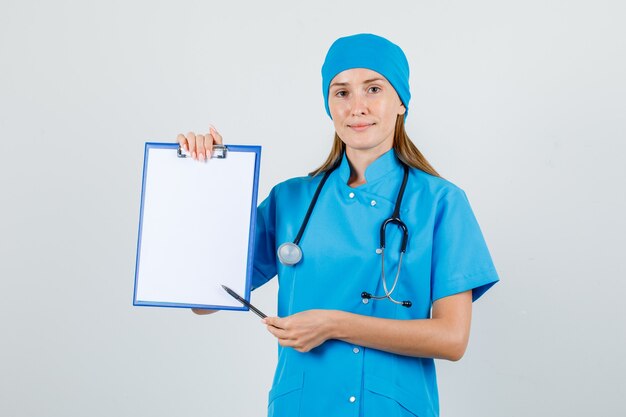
[309,115,441,177]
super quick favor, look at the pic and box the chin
[340,136,388,152]
[345,142,390,154]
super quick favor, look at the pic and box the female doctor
[181,34,499,417]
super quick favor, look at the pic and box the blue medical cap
[322,33,410,119]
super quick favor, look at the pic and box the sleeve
[250,187,278,290]
[431,187,499,302]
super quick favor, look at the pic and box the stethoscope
[276,158,413,308]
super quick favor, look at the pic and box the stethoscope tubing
[277,156,413,307]
[292,165,337,246]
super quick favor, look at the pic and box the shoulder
[258,175,319,219]
[407,168,468,204]
[271,174,323,199]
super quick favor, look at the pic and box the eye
[334,90,348,98]
[368,86,381,93]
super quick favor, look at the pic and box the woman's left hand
[263,310,337,353]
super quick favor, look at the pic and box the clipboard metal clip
[178,144,228,159]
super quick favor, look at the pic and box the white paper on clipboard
[133,143,261,310]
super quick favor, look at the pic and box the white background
[1,1,624,416]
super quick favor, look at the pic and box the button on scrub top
[252,150,499,417]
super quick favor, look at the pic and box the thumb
[262,316,283,328]
[209,124,223,145]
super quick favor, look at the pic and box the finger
[186,132,197,159]
[191,308,217,315]
[266,325,289,339]
[266,325,279,337]
[209,124,223,145]
[278,338,296,348]
[264,316,286,329]
[177,134,189,152]
[266,326,280,338]
[279,340,309,353]
[204,131,214,159]
[195,134,206,160]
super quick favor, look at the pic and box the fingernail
[192,151,196,159]
[199,153,205,160]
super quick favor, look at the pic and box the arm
[175,127,225,318]
[264,290,472,361]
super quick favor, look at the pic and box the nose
[350,92,368,116]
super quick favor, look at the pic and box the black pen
[221,284,267,319]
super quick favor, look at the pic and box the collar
[337,148,404,186]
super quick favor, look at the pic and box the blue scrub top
[252,149,499,417]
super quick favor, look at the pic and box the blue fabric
[252,150,499,417]
[321,33,411,119]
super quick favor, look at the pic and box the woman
[180,33,499,417]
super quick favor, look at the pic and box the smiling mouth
[348,123,375,131]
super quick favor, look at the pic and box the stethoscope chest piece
[277,242,303,266]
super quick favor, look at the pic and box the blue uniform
[252,149,499,417]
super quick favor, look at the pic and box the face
[328,68,406,158]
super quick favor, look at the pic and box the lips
[348,122,375,131]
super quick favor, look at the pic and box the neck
[345,145,393,187]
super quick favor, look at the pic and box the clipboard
[133,142,261,311]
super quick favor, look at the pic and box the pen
[221,285,267,319]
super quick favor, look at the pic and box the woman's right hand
[177,125,223,161]
[178,125,223,315]
[192,308,218,315]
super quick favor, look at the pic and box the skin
[179,127,222,315]
[327,68,406,186]
[180,68,473,360]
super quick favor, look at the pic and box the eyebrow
[329,78,386,88]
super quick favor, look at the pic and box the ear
[398,102,406,116]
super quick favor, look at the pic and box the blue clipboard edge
[133,142,262,312]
